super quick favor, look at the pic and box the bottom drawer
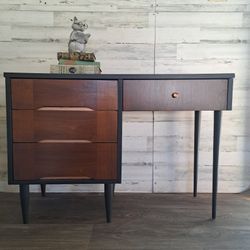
[13,143,117,181]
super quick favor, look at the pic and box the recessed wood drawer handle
[171,92,179,98]
[37,107,94,111]
[38,140,92,143]
[40,176,92,180]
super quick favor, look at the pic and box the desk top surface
[4,73,235,80]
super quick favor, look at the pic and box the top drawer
[11,79,118,110]
[123,79,230,111]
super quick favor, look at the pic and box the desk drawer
[12,110,117,142]
[13,143,117,180]
[123,79,229,111]
[11,79,117,110]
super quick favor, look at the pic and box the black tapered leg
[194,111,201,197]
[40,184,46,197]
[113,184,115,196]
[104,184,112,223]
[19,184,29,224]
[212,111,222,220]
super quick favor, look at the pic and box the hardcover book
[57,52,96,61]
[58,59,100,67]
[50,65,101,74]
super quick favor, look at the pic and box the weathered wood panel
[20,1,154,12]
[100,60,154,74]
[156,4,247,12]
[156,0,250,4]
[201,28,250,42]
[0,26,11,41]
[0,0,38,4]
[243,12,250,27]
[55,12,150,28]
[177,44,250,60]
[154,12,243,28]
[156,27,200,43]
[0,11,53,26]
[11,26,69,42]
[122,111,153,192]
[0,41,65,59]
[37,0,154,11]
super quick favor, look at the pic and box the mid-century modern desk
[4,73,234,224]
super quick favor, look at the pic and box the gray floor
[0,191,250,250]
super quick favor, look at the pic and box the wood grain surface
[0,192,250,249]
[11,79,118,110]
[13,143,117,181]
[12,110,117,142]
[123,79,228,111]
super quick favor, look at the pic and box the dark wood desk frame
[4,73,234,223]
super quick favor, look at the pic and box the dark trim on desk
[4,73,235,81]
[227,78,234,110]
[5,77,14,184]
[117,79,123,183]
[9,179,119,185]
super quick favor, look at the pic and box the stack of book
[50,52,101,74]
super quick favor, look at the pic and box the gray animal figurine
[68,17,91,53]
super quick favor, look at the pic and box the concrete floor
[0,191,250,250]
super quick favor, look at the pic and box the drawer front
[12,110,117,142]
[13,143,117,180]
[123,79,229,111]
[11,79,118,110]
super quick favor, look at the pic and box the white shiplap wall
[0,0,249,193]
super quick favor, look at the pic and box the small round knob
[172,92,179,98]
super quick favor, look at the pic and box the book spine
[58,59,100,67]
[57,52,96,61]
[50,65,101,74]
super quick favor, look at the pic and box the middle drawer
[13,110,117,142]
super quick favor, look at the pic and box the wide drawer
[12,110,117,142]
[11,79,118,110]
[13,143,117,180]
[123,79,229,111]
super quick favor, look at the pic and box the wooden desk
[4,73,234,223]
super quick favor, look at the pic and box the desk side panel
[5,77,14,184]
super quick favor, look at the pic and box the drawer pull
[40,176,92,180]
[37,107,94,111]
[38,140,92,143]
[171,92,179,99]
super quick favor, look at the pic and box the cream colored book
[50,64,101,74]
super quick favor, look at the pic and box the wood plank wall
[0,0,249,193]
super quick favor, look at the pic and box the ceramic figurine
[68,16,91,53]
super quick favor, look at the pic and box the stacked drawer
[11,79,118,181]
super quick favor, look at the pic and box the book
[57,52,96,61]
[58,59,100,67]
[50,64,101,74]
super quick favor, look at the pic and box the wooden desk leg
[104,184,112,223]
[40,184,46,197]
[19,184,29,224]
[113,184,115,196]
[212,111,222,220]
[194,111,201,197]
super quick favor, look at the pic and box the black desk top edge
[4,72,235,80]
